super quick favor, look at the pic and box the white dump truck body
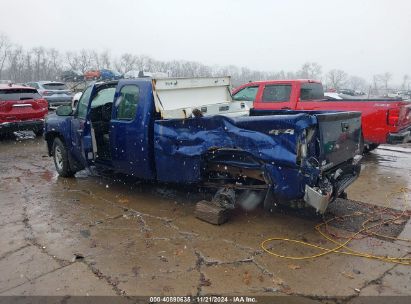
[152,76,251,119]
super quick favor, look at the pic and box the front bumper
[387,126,411,144]
[0,119,44,135]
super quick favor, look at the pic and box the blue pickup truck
[44,77,362,213]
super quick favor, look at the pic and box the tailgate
[0,99,48,121]
[398,102,411,128]
[315,111,361,170]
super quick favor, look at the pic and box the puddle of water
[347,147,411,210]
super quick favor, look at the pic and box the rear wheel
[365,143,380,153]
[52,138,75,177]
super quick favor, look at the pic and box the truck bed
[250,109,362,171]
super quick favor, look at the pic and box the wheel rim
[55,146,64,171]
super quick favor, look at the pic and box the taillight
[0,101,7,111]
[42,91,53,96]
[37,98,48,109]
[387,109,400,126]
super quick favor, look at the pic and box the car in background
[84,70,101,80]
[60,70,84,82]
[123,70,140,79]
[324,92,343,100]
[26,81,73,108]
[338,88,357,96]
[0,83,48,136]
[100,69,122,80]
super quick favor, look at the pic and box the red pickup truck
[232,79,411,150]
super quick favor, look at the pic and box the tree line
[1,33,409,93]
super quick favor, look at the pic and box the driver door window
[76,86,92,119]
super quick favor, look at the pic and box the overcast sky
[1,0,410,83]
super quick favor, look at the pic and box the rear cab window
[300,83,324,100]
[0,89,41,101]
[114,85,140,120]
[232,86,258,101]
[262,84,291,102]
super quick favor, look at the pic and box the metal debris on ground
[195,200,230,225]
[13,131,35,140]
[72,253,85,262]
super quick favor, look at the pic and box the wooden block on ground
[195,200,230,225]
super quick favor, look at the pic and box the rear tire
[52,138,75,177]
[364,143,380,153]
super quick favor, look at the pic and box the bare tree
[99,50,111,69]
[372,74,382,95]
[115,53,137,73]
[380,72,391,91]
[24,51,33,82]
[297,62,322,80]
[0,34,11,79]
[32,47,46,80]
[65,51,80,71]
[91,50,101,70]
[1,34,407,91]
[401,74,409,90]
[326,69,348,90]
[7,45,24,81]
[348,76,367,92]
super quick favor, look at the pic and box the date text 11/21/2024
[149,296,257,303]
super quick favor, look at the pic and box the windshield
[0,89,41,100]
[42,83,67,90]
[232,86,258,101]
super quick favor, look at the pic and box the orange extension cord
[261,188,411,265]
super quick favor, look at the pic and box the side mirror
[56,105,73,116]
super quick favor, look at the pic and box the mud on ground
[0,136,410,301]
